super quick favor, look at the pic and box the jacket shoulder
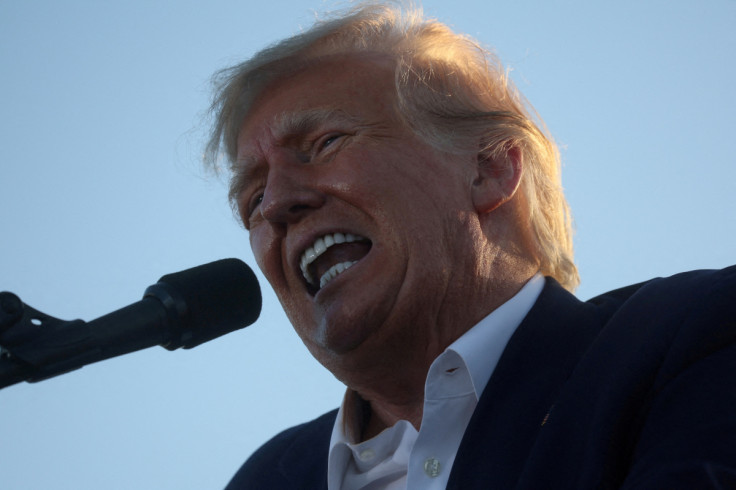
[517,266,736,488]
[586,265,736,324]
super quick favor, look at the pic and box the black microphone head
[145,258,261,350]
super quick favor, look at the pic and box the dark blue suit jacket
[227,267,736,489]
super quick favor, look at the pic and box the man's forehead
[242,54,394,130]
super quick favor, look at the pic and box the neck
[339,343,432,437]
[336,267,538,442]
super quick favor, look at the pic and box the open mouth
[299,232,372,294]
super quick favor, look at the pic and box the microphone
[0,258,261,389]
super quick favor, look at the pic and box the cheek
[249,229,280,281]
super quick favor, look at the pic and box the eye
[316,133,344,153]
[239,190,263,229]
[248,193,264,216]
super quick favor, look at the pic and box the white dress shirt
[328,274,545,490]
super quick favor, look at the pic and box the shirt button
[359,449,375,461]
[424,457,441,477]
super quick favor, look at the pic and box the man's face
[235,55,484,371]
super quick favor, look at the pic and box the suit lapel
[447,279,604,489]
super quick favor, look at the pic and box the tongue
[311,242,371,283]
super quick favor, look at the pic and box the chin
[313,316,372,356]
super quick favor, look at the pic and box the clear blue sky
[1,1,734,489]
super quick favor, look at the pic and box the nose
[259,153,325,224]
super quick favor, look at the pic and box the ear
[471,146,523,214]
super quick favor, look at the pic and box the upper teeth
[300,232,364,288]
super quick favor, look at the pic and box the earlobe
[471,146,523,214]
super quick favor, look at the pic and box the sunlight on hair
[205,0,579,290]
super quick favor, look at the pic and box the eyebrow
[269,107,361,142]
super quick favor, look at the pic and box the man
[205,3,736,489]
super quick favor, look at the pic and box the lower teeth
[319,261,357,289]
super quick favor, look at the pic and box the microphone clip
[0,291,87,388]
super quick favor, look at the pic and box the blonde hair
[205,1,579,290]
